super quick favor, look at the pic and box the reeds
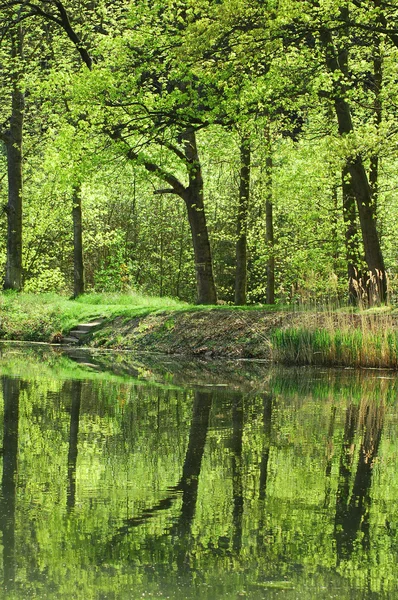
[271,310,398,368]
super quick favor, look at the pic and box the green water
[0,343,397,599]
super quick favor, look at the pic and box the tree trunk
[342,166,363,304]
[135,129,216,304]
[265,150,275,305]
[321,22,387,303]
[72,186,85,297]
[369,1,382,212]
[182,131,217,305]
[235,137,250,305]
[3,27,24,291]
[348,153,386,303]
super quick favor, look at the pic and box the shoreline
[1,302,398,369]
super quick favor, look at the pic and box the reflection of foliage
[0,348,397,598]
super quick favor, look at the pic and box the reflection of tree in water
[231,395,244,554]
[67,380,82,511]
[108,391,213,561]
[334,398,385,562]
[259,393,272,502]
[256,394,273,553]
[0,377,20,589]
[106,390,276,570]
[324,405,337,509]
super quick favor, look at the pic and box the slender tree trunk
[265,151,275,305]
[3,27,24,291]
[235,137,250,305]
[321,22,387,303]
[72,187,85,297]
[182,131,217,305]
[369,2,382,214]
[175,215,185,298]
[1,377,20,587]
[369,62,381,209]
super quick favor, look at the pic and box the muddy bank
[77,307,398,367]
[83,308,292,358]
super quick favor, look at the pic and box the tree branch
[52,0,92,69]
[125,147,186,198]
[153,188,179,195]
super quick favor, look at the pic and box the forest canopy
[0,0,397,305]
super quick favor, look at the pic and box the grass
[0,291,190,342]
[2,292,398,368]
[271,310,398,368]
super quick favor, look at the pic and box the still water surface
[0,343,397,599]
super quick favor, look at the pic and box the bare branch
[153,188,178,195]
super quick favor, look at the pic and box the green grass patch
[0,291,189,342]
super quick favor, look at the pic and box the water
[0,343,397,599]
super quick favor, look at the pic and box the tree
[234,134,250,305]
[0,25,24,290]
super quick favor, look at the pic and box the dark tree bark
[2,27,24,291]
[235,137,250,305]
[342,166,363,304]
[72,187,85,297]
[1,377,20,587]
[320,19,387,303]
[265,150,275,305]
[123,132,217,304]
[127,130,217,304]
[181,131,217,304]
[369,36,382,210]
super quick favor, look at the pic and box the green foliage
[1,0,398,304]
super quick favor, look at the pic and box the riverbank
[82,307,398,368]
[1,292,398,368]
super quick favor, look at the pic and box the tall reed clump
[270,311,398,368]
